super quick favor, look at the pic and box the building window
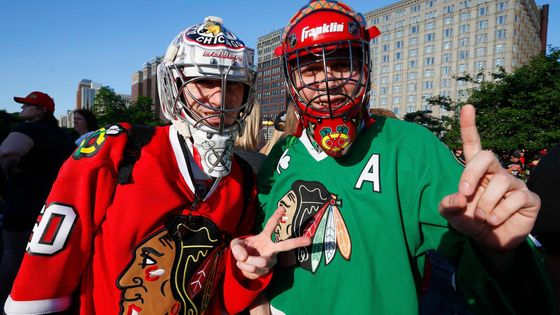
[383,44,390,52]
[394,74,403,82]
[396,40,404,49]
[411,4,421,12]
[478,20,488,30]
[495,44,506,53]
[458,64,468,72]
[424,57,435,66]
[393,96,401,105]
[409,48,419,57]
[407,104,416,113]
[425,45,435,54]
[497,1,507,11]
[475,60,486,70]
[476,47,487,57]
[443,53,452,63]
[395,52,402,60]
[425,21,435,30]
[442,66,451,75]
[459,37,470,47]
[408,83,417,92]
[497,15,506,25]
[424,69,435,77]
[395,63,403,71]
[443,41,452,50]
[444,5,454,14]
[444,16,453,25]
[443,28,453,38]
[476,33,487,44]
[496,29,507,39]
[423,81,434,89]
[382,55,390,63]
[408,72,418,80]
[410,25,420,34]
[425,33,436,42]
[409,36,419,45]
[393,107,400,116]
[393,85,402,93]
[459,50,469,60]
[460,24,470,33]
[478,6,488,16]
[409,60,418,68]
[460,12,471,21]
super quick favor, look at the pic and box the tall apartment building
[256,29,287,122]
[131,56,164,119]
[255,0,548,120]
[365,0,548,117]
[76,79,101,110]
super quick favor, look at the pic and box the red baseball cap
[14,91,55,113]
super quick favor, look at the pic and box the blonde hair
[235,102,263,151]
[260,103,298,156]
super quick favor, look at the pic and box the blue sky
[0,0,557,117]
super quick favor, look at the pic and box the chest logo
[274,180,351,273]
[116,215,227,315]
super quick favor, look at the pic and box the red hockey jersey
[6,124,269,315]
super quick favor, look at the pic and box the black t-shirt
[527,143,560,254]
[4,120,75,230]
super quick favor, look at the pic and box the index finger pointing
[460,104,482,162]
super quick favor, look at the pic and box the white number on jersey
[27,204,77,255]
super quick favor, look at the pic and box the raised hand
[231,208,311,280]
[438,104,540,250]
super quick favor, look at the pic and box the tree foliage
[467,48,560,151]
[93,87,128,126]
[425,48,560,151]
[93,87,164,126]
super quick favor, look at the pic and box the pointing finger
[262,207,285,237]
[460,104,482,162]
[271,236,311,255]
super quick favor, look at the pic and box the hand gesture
[438,105,540,250]
[231,208,311,279]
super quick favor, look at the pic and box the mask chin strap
[173,119,238,178]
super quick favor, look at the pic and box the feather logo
[274,181,351,273]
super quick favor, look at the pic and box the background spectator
[73,109,99,146]
[0,91,74,308]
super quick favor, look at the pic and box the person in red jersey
[4,16,307,315]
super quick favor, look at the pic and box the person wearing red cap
[0,91,75,308]
[246,1,555,314]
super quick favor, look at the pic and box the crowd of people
[0,1,558,314]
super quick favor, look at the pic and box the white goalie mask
[158,16,256,177]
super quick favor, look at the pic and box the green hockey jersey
[257,116,554,314]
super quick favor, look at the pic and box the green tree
[127,96,163,126]
[467,48,560,151]
[93,87,128,126]
[403,110,446,139]
[426,48,560,152]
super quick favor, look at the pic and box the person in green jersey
[230,1,556,314]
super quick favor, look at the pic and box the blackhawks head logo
[116,215,228,315]
[274,180,351,273]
